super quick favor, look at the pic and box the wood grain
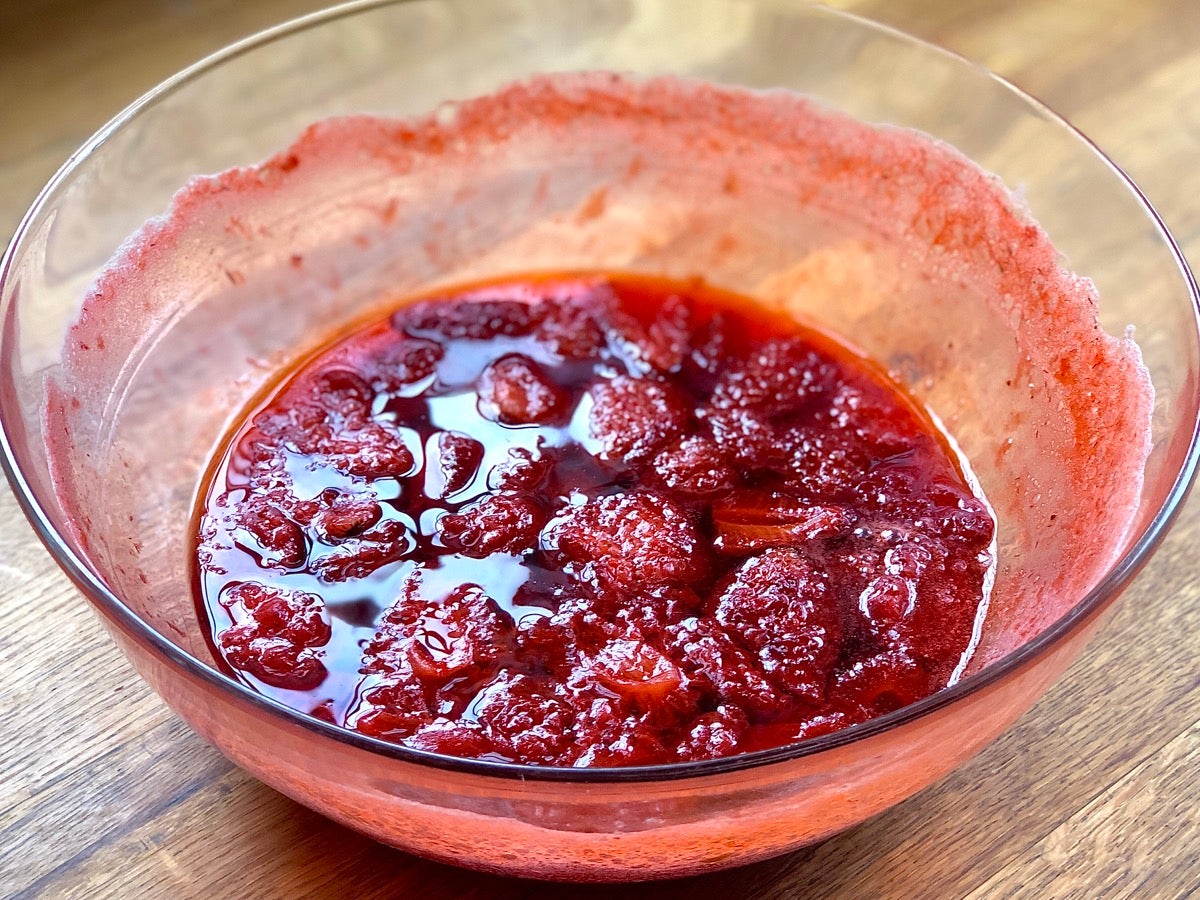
[2,1,1198,897]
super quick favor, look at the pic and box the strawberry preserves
[194,273,995,766]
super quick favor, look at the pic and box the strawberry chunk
[473,672,576,765]
[684,310,734,381]
[587,375,690,463]
[858,573,917,633]
[650,435,735,497]
[605,293,692,374]
[830,649,933,717]
[348,677,435,740]
[711,492,853,554]
[477,354,569,425]
[235,495,306,568]
[486,445,555,491]
[677,705,748,760]
[403,721,495,758]
[438,492,544,557]
[363,579,515,687]
[514,601,615,680]
[664,617,790,718]
[394,296,543,339]
[359,334,444,391]
[709,337,839,416]
[431,431,484,498]
[701,337,841,468]
[305,367,375,417]
[534,286,613,359]
[586,638,685,704]
[570,694,672,767]
[715,548,841,704]
[314,493,382,541]
[613,585,703,639]
[544,492,705,590]
[323,423,415,479]
[218,582,331,690]
[311,518,411,582]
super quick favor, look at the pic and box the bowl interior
[3,0,1197,764]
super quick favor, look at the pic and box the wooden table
[2,1,1198,896]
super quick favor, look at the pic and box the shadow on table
[238,778,912,900]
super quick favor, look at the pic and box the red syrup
[194,273,995,766]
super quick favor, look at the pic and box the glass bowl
[2,0,1197,883]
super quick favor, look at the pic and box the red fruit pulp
[194,273,995,766]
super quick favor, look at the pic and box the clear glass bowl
[2,0,1197,882]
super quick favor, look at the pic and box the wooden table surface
[2,1,1199,897]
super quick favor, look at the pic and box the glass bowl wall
[2,0,1196,881]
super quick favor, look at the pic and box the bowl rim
[3,0,1199,784]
